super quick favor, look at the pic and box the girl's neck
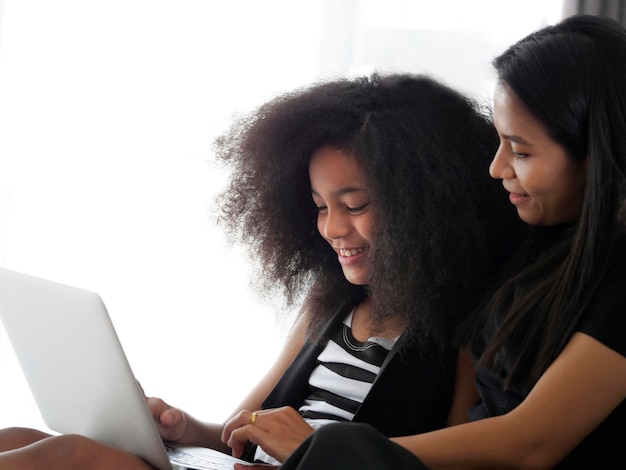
[351,298,406,342]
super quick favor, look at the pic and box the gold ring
[249,412,257,426]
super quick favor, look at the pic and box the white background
[0,0,563,431]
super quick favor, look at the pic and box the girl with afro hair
[0,73,522,468]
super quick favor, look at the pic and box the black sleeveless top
[262,296,457,439]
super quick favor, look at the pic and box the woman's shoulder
[598,237,626,291]
[577,241,626,357]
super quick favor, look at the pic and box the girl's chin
[341,268,368,286]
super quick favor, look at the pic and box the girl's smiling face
[490,83,587,226]
[309,145,373,285]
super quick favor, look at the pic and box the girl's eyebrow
[311,187,366,198]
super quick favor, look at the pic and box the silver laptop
[0,267,247,470]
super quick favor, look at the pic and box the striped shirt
[255,310,398,464]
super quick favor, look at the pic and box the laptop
[0,267,248,470]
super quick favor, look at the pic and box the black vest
[262,297,457,438]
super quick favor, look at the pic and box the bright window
[0,0,563,430]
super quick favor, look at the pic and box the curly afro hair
[215,73,522,350]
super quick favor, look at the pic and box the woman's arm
[393,332,626,469]
[148,310,310,453]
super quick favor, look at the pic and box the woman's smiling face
[309,145,373,285]
[490,83,587,226]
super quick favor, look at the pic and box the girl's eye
[347,203,369,214]
[316,205,328,213]
[512,151,529,159]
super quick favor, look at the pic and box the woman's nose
[489,144,515,180]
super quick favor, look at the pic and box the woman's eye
[512,151,529,159]
[316,205,328,213]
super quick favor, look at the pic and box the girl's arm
[222,342,481,462]
[446,347,479,427]
[148,310,310,453]
[393,332,626,469]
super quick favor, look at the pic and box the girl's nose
[322,210,351,240]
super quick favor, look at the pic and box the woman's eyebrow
[501,133,532,145]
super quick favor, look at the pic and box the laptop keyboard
[165,445,238,470]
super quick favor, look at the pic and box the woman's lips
[509,192,529,205]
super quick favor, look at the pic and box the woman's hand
[222,406,314,462]
[146,396,188,442]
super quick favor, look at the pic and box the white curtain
[563,0,626,25]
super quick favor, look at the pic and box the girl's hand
[146,396,188,442]
[221,407,314,462]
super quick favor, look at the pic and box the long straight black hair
[471,15,626,391]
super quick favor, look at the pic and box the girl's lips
[337,247,366,266]
[509,192,529,205]
[338,247,364,257]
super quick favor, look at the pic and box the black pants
[280,422,430,470]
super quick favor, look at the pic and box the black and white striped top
[255,310,398,464]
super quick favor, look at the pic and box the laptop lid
[0,267,174,469]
